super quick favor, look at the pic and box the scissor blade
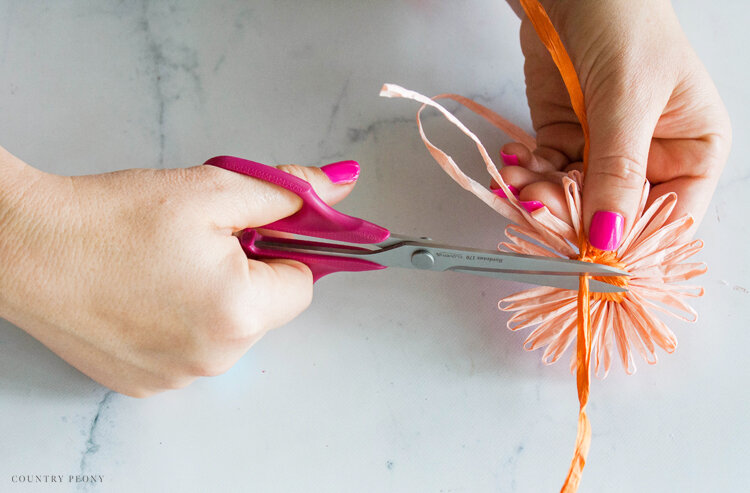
[254,235,629,293]
[370,238,629,293]
[450,268,626,293]
[475,249,628,277]
[372,238,629,277]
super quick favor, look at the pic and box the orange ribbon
[517,1,593,491]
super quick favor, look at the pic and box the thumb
[201,160,360,230]
[583,88,663,252]
[277,160,360,212]
[204,160,360,333]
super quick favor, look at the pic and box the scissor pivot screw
[411,249,435,269]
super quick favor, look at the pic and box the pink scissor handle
[204,156,391,281]
[204,156,390,243]
[240,230,386,282]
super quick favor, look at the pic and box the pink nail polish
[501,151,519,166]
[520,200,545,212]
[491,185,520,198]
[321,160,360,184]
[589,211,624,251]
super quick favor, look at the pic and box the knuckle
[170,165,234,201]
[498,165,526,183]
[167,166,202,189]
[163,374,194,390]
[188,357,235,378]
[589,155,646,192]
[175,332,243,378]
[193,165,234,195]
[124,387,157,399]
[694,133,730,178]
[277,164,318,184]
[209,289,265,342]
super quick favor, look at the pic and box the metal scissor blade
[484,250,629,277]
[370,237,629,293]
[255,234,629,293]
[370,238,629,277]
[450,268,626,293]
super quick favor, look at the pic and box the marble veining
[138,1,204,168]
[79,391,115,477]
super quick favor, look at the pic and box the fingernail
[589,211,624,251]
[501,151,519,166]
[520,200,545,212]
[321,160,360,184]
[490,184,520,198]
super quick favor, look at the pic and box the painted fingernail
[589,211,624,251]
[501,151,519,166]
[490,184,520,198]
[321,160,360,184]
[520,200,545,212]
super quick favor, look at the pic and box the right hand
[0,147,359,397]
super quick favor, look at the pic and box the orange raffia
[518,1,592,491]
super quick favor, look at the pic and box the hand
[500,0,731,249]
[0,147,359,397]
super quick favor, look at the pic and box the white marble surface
[0,1,748,491]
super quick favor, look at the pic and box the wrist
[0,149,51,320]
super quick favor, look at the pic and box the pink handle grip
[204,156,390,282]
[240,230,386,282]
[204,156,390,243]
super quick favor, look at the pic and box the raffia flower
[379,83,707,378]
[498,171,706,377]
[383,4,706,489]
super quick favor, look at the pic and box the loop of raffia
[380,0,705,491]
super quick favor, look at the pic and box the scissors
[204,156,628,293]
